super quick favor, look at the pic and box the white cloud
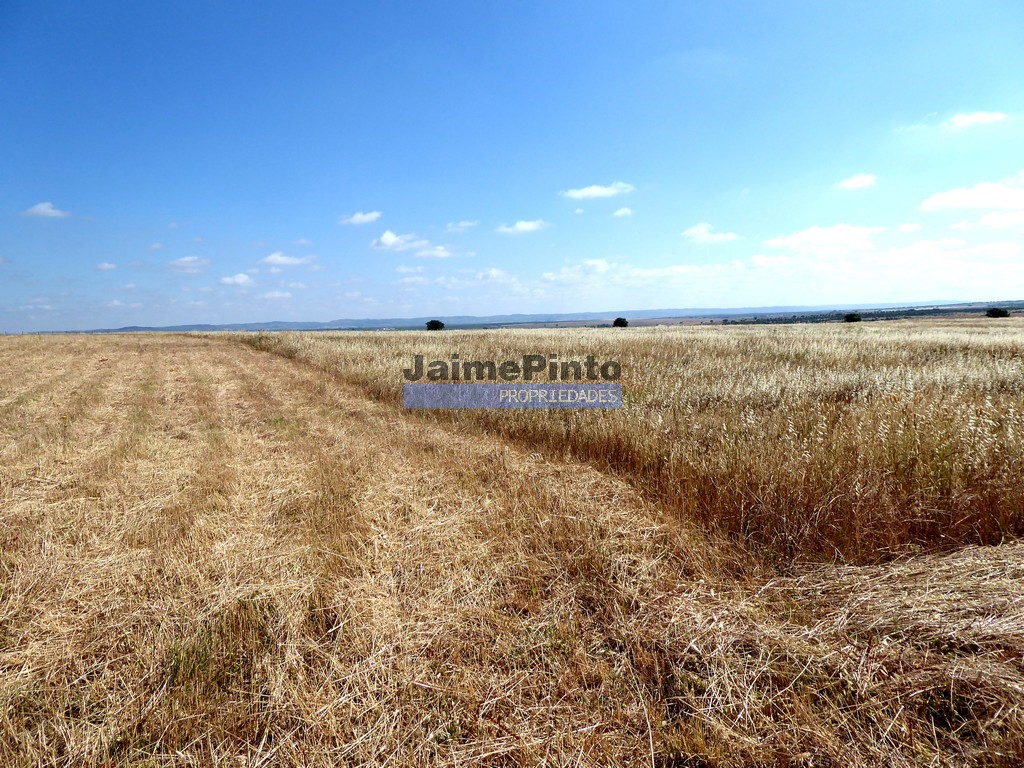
[612,207,633,217]
[898,223,922,233]
[560,181,634,200]
[259,291,291,299]
[406,267,527,294]
[340,211,382,225]
[683,222,738,244]
[372,230,430,251]
[415,245,455,259]
[921,172,1024,211]
[220,273,254,286]
[106,299,123,308]
[574,208,584,214]
[396,265,424,273]
[21,201,70,218]
[764,224,882,256]
[95,262,117,271]
[980,210,1024,229]
[516,231,1024,310]
[541,258,613,285]
[836,173,877,190]
[169,256,208,274]
[476,267,512,282]
[261,251,314,266]
[148,242,164,251]
[446,220,478,233]
[288,282,308,289]
[623,264,701,281]
[944,112,1008,130]
[496,219,548,234]
[293,238,313,245]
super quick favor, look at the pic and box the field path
[1,334,1021,767]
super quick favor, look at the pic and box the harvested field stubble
[238,320,1024,563]
[0,328,1021,766]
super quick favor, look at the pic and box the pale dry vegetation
[241,319,1024,563]
[0,325,1021,767]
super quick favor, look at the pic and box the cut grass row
[230,319,1024,565]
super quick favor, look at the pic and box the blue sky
[2,1,1023,331]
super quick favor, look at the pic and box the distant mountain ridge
[82,299,1024,333]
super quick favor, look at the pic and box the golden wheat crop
[238,318,1024,564]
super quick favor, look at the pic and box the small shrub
[843,313,862,323]
[425,319,445,331]
[612,317,629,328]
[986,307,1010,318]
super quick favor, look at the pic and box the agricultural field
[1,322,1023,766]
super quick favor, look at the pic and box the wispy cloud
[496,219,548,234]
[415,245,455,258]
[396,265,424,273]
[261,251,314,266]
[397,267,525,293]
[944,112,1008,130]
[560,181,634,200]
[612,207,633,217]
[21,201,70,218]
[921,172,1024,211]
[683,222,738,244]
[764,224,882,256]
[836,173,877,190]
[293,238,313,246]
[898,223,922,233]
[259,290,291,299]
[372,230,430,251]
[541,258,613,285]
[446,220,478,233]
[169,256,208,274]
[979,210,1024,229]
[220,273,254,286]
[95,262,117,271]
[148,242,164,251]
[340,211,382,225]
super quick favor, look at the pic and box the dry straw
[0,323,1021,766]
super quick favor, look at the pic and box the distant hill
[87,299,1023,333]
